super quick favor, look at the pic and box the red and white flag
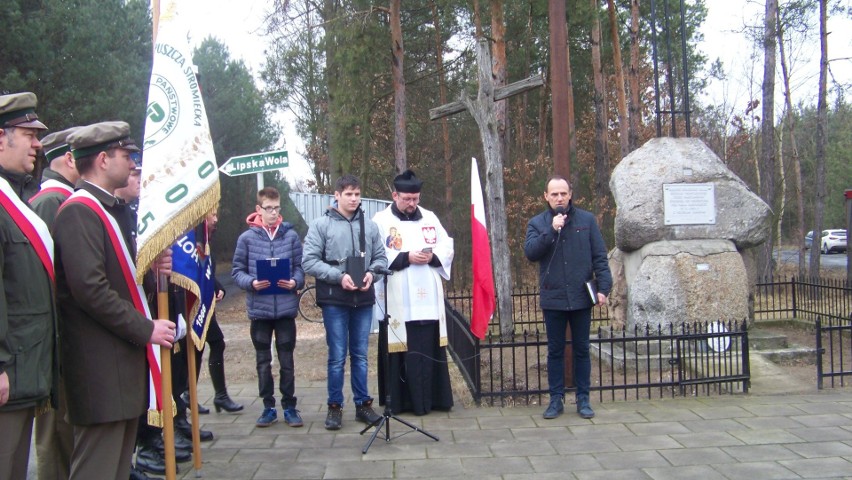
[470,158,495,339]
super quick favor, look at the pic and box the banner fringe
[147,398,178,427]
[136,185,220,283]
[190,301,216,351]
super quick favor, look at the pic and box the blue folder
[255,258,291,295]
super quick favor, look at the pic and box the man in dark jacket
[54,121,177,479]
[0,92,58,480]
[29,126,80,480]
[232,186,305,428]
[524,176,612,420]
[30,126,80,222]
[303,174,387,430]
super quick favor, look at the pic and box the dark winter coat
[524,202,613,311]
[0,168,57,413]
[231,213,304,320]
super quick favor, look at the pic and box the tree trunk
[431,1,453,231]
[809,0,828,277]
[628,0,641,152]
[758,0,778,280]
[491,0,508,173]
[473,0,483,38]
[549,0,571,177]
[324,0,343,180]
[390,0,407,174]
[776,9,807,276]
[590,0,610,221]
[538,66,550,158]
[607,0,629,158]
[566,21,578,169]
[462,40,515,339]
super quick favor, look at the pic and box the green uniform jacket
[0,167,57,412]
[30,168,74,226]
[53,182,154,426]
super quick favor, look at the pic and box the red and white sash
[29,178,74,204]
[62,189,164,421]
[0,176,54,281]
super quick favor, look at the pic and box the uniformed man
[29,126,81,480]
[30,126,81,221]
[53,121,176,479]
[0,92,58,480]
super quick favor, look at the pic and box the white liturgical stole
[373,205,454,352]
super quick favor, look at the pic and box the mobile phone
[421,247,433,253]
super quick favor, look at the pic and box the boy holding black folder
[232,187,305,428]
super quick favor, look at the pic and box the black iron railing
[816,315,852,389]
[446,276,851,402]
[755,276,851,323]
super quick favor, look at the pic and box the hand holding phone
[421,247,433,253]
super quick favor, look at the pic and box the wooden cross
[429,39,543,338]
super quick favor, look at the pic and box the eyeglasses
[261,206,281,213]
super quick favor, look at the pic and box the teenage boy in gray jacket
[303,174,387,430]
[232,187,305,428]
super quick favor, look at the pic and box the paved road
[774,249,847,271]
[165,380,852,479]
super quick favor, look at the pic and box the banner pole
[158,274,177,480]
[186,313,202,472]
[151,3,176,479]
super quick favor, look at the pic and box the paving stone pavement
[152,378,852,480]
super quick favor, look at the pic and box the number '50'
[137,160,216,236]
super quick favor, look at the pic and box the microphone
[554,206,567,232]
[372,266,394,276]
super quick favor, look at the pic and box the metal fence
[816,315,852,389]
[446,298,749,406]
[446,276,852,403]
[754,276,852,323]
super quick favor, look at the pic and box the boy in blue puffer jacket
[232,187,305,427]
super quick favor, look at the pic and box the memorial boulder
[608,138,771,329]
[610,138,770,252]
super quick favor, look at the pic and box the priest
[372,170,455,415]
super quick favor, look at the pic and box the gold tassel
[35,399,52,417]
[136,185,220,283]
[147,398,178,427]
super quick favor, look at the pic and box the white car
[819,229,847,254]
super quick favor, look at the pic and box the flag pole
[152,2,176,479]
[186,298,202,471]
[158,274,177,480]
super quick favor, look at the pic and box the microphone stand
[361,269,439,454]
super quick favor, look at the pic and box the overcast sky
[185,0,852,185]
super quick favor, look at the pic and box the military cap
[41,126,82,161]
[68,121,140,159]
[0,92,48,130]
[393,169,423,193]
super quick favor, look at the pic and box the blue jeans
[543,308,592,399]
[321,305,374,406]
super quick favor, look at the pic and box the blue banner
[172,229,216,349]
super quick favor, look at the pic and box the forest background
[1,0,850,291]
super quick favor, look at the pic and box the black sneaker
[325,403,343,430]
[355,399,381,425]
